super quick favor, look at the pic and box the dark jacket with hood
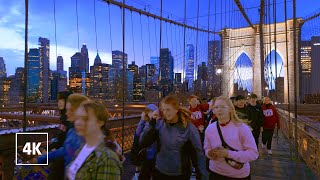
[247,104,264,130]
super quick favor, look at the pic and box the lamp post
[265,86,269,97]
[216,68,222,95]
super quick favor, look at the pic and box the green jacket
[67,141,122,180]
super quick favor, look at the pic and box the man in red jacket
[188,95,209,143]
[261,97,280,155]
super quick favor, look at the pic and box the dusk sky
[0,0,319,79]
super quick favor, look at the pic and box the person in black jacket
[247,94,264,148]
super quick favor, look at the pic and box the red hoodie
[261,104,280,129]
[189,104,209,128]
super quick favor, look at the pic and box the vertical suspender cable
[108,4,113,52]
[53,0,58,64]
[195,0,199,81]
[131,12,136,62]
[293,0,299,177]
[76,0,80,50]
[93,0,98,52]
[183,0,186,84]
[268,0,273,91]
[284,0,292,160]
[207,0,210,97]
[259,0,265,97]
[23,0,29,132]
[121,0,125,153]
[158,0,162,103]
[273,0,277,102]
[140,15,144,65]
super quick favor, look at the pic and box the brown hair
[249,93,258,99]
[67,93,89,111]
[80,100,110,136]
[161,95,192,128]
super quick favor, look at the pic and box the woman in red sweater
[261,97,280,155]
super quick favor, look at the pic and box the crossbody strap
[216,122,237,151]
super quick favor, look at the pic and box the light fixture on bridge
[216,69,222,74]
[265,86,269,90]
[114,104,119,107]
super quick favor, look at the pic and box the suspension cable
[53,0,58,62]
[183,0,186,82]
[76,0,80,50]
[284,0,292,160]
[273,0,277,101]
[139,14,144,65]
[195,0,199,81]
[108,4,113,51]
[93,0,98,52]
[148,16,152,63]
[130,11,136,62]
[121,0,125,153]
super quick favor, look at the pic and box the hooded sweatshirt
[140,118,208,179]
[189,104,209,128]
[261,103,280,129]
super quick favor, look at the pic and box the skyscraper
[27,48,41,102]
[128,61,139,75]
[208,40,222,97]
[160,48,174,96]
[0,57,6,78]
[69,52,84,93]
[39,37,50,103]
[9,67,24,103]
[57,56,64,71]
[150,56,160,75]
[90,53,110,100]
[311,36,320,93]
[112,50,128,70]
[185,44,194,89]
[81,44,89,73]
[300,41,312,98]
[175,73,182,84]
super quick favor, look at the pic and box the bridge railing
[278,110,320,177]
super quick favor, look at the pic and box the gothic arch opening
[234,52,253,93]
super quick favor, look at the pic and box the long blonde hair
[215,96,244,125]
[161,95,192,128]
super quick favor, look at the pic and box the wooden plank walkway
[251,131,318,180]
[122,131,319,180]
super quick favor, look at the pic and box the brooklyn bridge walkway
[121,130,318,180]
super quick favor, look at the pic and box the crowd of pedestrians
[19,91,280,180]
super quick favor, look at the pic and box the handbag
[216,122,244,169]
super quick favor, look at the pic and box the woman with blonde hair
[140,95,208,180]
[204,96,258,179]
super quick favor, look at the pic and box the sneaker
[261,144,266,149]
[268,150,272,155]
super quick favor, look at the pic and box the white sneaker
[261,144,266,149]
[268,150,272,155]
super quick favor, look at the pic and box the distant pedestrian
[261,97,280,155]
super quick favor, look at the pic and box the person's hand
[208,147,228,160]
[141,112,146,120]
[152,110,161,120]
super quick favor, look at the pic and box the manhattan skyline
[0,0,320,76]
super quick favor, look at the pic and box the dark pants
[153,169,189,180]
[139,159,155,180]
[252,128,261,148]
[262,128,274,150]
[209,170,251,180]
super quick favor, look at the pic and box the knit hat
[146,104,158,111]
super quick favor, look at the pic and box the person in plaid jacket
[67,100,122,180]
